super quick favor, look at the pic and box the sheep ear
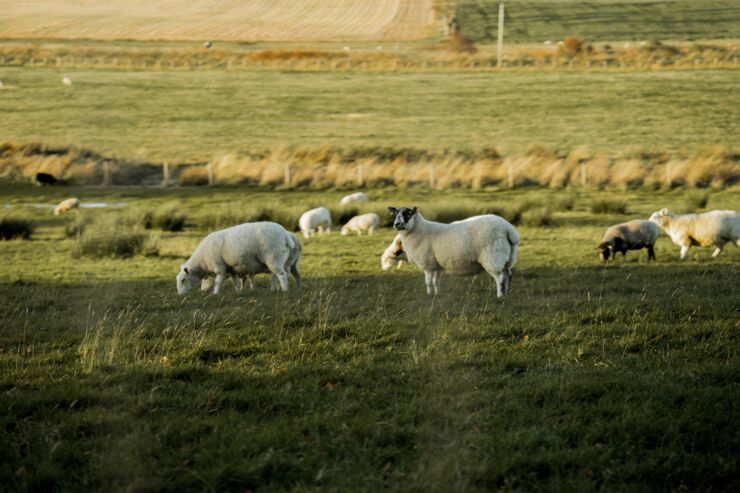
[660,208,668,216]
[387,207,398,216]
[412,206,418,214]
[183,267,189,275]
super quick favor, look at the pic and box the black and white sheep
[299,207,332,238]
[597,220,659,261]
[341,213,380,236]
[388,208,520,297]
[177,222,301,295]
[649,208,740,259]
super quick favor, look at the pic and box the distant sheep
[54,198,80,216]
[341,213,380,236]
[388,208,519,297]
[381,234,407,270]
[299,207,332,238]
[340,192,369,205]
[649,208,740,259]
[597,220,659,261]
[62,76,72,86]
[177,222,301,294]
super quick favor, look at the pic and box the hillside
[0,0,436,42]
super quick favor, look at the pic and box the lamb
[177,222,301,295]
[381,234,407,270]
[597,220,659,261]
[649,208,740,259]
[388,207,519,297]
[54,197,80,216]
[340,192,369,205]
[341,213,380,236]
[299,207,332,238]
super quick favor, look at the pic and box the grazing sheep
[597,220,659,261]
[299,207,332,238]
[177,222,301,295]
[649,208,740,259]
[340,192,369,205]
[62,76,72,86]
[54,197,80,216]
[381,234,407,270]
[341,213,380,236]
[388,208,519,297]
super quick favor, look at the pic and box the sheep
[388,207,519,297]
[381,234,407,270]
[341,213,380,236]
[649,208,740,259]
[54,198,80,216]
[177,222,301,295]
[340,192,369,205]
[62,76,72,86]
[597,220,660,261]
[299,207,332,238]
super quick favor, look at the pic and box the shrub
[0,217,34,240]
[521,207,555,227]
[684,191,710,211]
[142,206,187,232]
[179,167,209,186]
[591,199,628,215]
[64,217,91,238]
[77,217,159,258]
[554,196,576,211]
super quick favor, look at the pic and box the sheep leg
[647,245,656,261]
[247,274,255,290]
[679,245,690,260]
[432,271,442,295]
[212,273,225,294]
[480,248,509,298]
[290,263,301,289]
[712,246,723,258]
[424,271,434,295]
[274,270,289,292]
[270,275,278,291]
[230,274,242,292]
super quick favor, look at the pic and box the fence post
[162,162,169,187]
[507,160,515,188]
[357,164,364,187]
[284,164,291,187]
[496,3,505,68]
[428,163,435,188]
[580,162,587,186]
[102,160,110,186]
[207,162,215,186]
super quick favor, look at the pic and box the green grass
[457,0,740,43]
[0,185,738,491]
[0,67,738,161]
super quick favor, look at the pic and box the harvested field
[0,0,436,42]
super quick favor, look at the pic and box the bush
[179,167,209,186]
[684,191,710,211]
[0,217,34,240]
[142,206,187,231]
[77,217,159,258]
[591,199,628,215]
[64,217,91,238]
[521,207,555,227]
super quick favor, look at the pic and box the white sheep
[177,222,301,295]
[341,213,380,236]
[381,234,407,270]
[299,207,332,238]
[54,197,80,215]
[388,208,519,297]
[597,220,659,261]
[62,76,72,86]
[649,208,740,259]
[340,192,369,205]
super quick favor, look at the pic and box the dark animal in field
[597,220,659,261]
[35,173,59,185]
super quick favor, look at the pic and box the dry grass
[2,142,738,191]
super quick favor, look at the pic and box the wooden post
[428,163,435,188]
[162,162,170,187]
[284,164,291,187]
[496,3,505,68]
[206,162,215,186]
[357,164,364,187]
[580,162,587,186]
[102,161,110,186]
[507,160,514,188]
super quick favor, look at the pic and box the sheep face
[597,242,612,261]
[176,265,198,295]
[388,206,418,231]
[340,226,350,236]
[648,208,671,228]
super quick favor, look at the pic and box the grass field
[0,185,738,491]
[1,67,738,162]
[456,0,740,43]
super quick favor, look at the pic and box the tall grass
[0,217,34,240]
[76,216,159,258]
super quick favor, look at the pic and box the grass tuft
[76,217,159,258]
[0,217,34,240]
[591,199,629,215]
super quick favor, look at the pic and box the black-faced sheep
[597,220,659,261]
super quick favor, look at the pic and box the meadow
[1,184,738,491]
[1,67,738,162]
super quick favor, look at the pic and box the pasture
[1,185,738,491]
[1,67,738,161]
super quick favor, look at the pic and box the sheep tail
[506,228,520,268]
